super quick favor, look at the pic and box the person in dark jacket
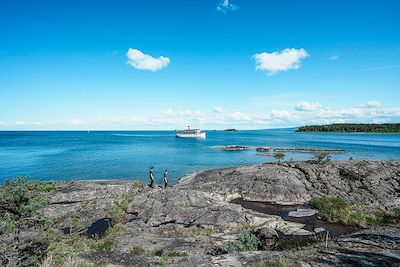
[149,167,155,188]
[163,169,168,188]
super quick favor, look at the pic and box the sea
[1,129,399,184]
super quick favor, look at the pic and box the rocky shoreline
[216,146,346,153]
[2,160,400,266]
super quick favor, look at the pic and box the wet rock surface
[39,160,400,266]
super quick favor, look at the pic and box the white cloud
[358,100,381,108]
[308,106,400,120]
[230,112,251,121]
[3,102,399,130]
[163,108,205,118]
[126,48,170,71]
[295,102,322,111]
[270,109,291,119]
[253,48,309,75]
[163,108,175,116]
[217,0,238,13]
[213,106,224,113]
[70,118,84,125]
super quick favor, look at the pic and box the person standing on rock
[163,169,168,188]
[149,167,155,188]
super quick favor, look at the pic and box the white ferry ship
[176,126,206,138]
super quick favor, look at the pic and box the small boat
[176,126,206,138]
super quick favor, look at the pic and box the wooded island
[296,123,400,133]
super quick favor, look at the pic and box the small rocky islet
[216,145,346,154]
[1,160,400,266]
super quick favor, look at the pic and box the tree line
[296,123,400,133]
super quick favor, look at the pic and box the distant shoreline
[296,123,400,134]
[297,131,400,134]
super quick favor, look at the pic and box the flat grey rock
[314,227,326,233]
[288,208,316,218]
[279,227,313,236]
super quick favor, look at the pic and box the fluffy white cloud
[163,108,205,117]
[253,48,309,75]
[295,102,322,111]
[270,109,291,119]
[358,100,381,108]
[126,48,170,71]
[213,106,224,113]
[308,106,400,120]
[230,112,251,121]
[217,0,238,13]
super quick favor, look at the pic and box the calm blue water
[1,129,399,184]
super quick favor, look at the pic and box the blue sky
[0,0,399,130]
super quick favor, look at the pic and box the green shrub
[0,177,55,231]
[311,196,398,228]
[0,177,55,266]
[273,153,285,163]
[224,230,261,252]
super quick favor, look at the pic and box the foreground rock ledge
[42,160,400,266]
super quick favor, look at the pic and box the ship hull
[176,132,206,138]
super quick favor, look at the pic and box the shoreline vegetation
[1,160,399,266]
[296,123,400,133]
